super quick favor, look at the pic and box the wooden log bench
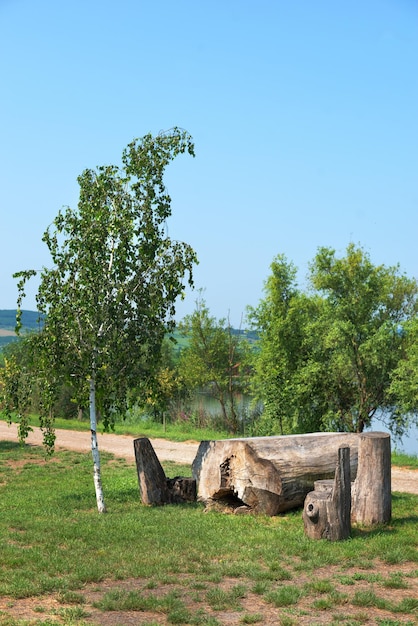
[192,432,359,515]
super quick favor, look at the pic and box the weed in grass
[329,590,349,605]
[206,573,223,584]
[0,620,59,626]
[189,610,221,625]
[167,605,191,624]
[382,573,409,589]
[206,585,246,611]
[279,616,297,626]
[190,591,203,603]
[144,579,158,589]
[349,612,370,624]
[339,575,356,585]
[383,546,415,564]
[56,605,90,620]
[391,597,418,613]
[205,587,230,611]
[313,596,334,610]
[376,619,416,626]
[33,605,47,613]
[352,590,390,610]
[159,574,180,585]
[93,588,153,611]
[252,580,270,595]
[191,581,207,590]
[94,587,191,618]
[57,590,85,604]
[305,579,334,594]
[351,572,383,583]
[231,583,247,599]
[268,562,293,581]
[240,613,263,623]
[265,585,303,607]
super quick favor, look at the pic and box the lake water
[367,417,418,457]
[191,393,418,457]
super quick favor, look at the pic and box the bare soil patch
[1,565,417,625]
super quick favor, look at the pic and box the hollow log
[134,437,196,505]
[192,433,359,515]
[303,446,352,540]
[351,431,391,526]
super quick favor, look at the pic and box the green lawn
[0,441,417,625]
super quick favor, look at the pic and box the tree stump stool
[134,437,196,505]
[351,431,391,525]
[303,446,351,541]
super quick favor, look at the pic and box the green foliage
[177,294,252,433]
[250,244,418,435]
[390,316,418,418]
[132,336,190,424]
[10,129,197,443]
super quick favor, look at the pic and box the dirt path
[0,420,199,464]
[1,420,417,494]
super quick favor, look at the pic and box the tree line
[1,128,417,511]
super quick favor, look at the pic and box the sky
[1,0,417,327]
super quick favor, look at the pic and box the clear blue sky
[1,0,417,327]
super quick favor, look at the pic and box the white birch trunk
[89,376,107,513]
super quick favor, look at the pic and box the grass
[0,437,417,625]
[391,450,418,469]
[3,413,232,443]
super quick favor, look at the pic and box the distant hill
[0,310,43,350]
[0,310,42,331]
[0,310,258,352]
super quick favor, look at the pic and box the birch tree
[13,128,197,512]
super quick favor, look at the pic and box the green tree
[248,255,323,434]
[0,337,35,443]
[134,336,187,423]
[250,244,418,436]
[13,128,197,512]
[178,295,250,433]
[389,316,418,430]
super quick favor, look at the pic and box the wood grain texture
[192,433,360,514]
[351,432,391,525]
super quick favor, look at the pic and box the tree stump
[192,433,359,515]
[351,431,391,526]
[134,437,196,505]
[303,446,351,541]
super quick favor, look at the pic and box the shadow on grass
[351,494,418,539]
[0,440,33,453]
